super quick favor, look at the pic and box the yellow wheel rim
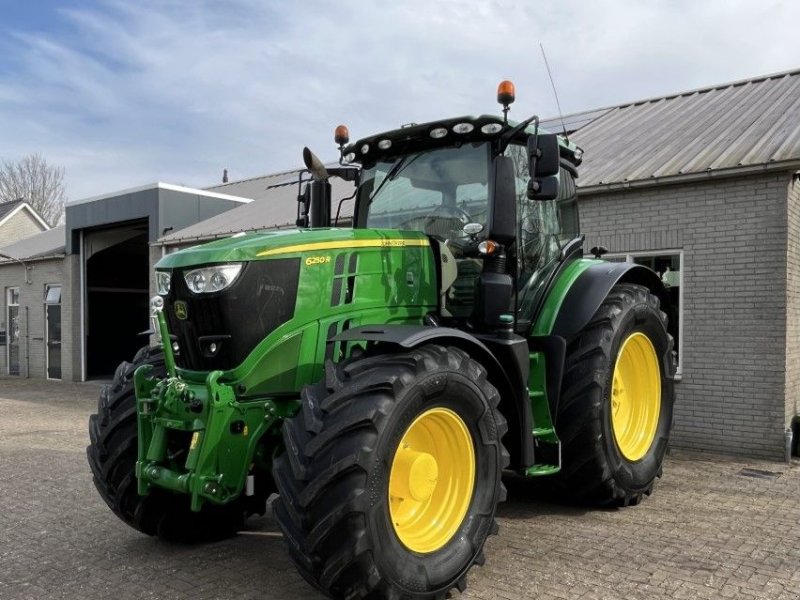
[388,407,475,553]
[611,332,661,461]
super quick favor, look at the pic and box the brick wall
[0,258,69,380]
[0,209,47,246]
[785,176,800,435]
[579,172,792,460]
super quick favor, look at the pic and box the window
[505,143,582,317]
[6,287,20,376]
[605,251,684,376]
[45,285,61,305]
[360,143,490,237]
[506,144,581,278]
[45,284,62,380]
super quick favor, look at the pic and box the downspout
[80,230,86,382]
[793,173,800,459]
[25,306,29,379]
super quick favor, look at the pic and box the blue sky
[1,0,799,201]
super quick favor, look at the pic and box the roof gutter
[154,222,295,247]
[577,159,800,195]
[0,252,66,268]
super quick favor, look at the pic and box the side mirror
[527,175,559,201]
[487,155,516,244]
[527,133,559,177]
[527,133,560,201]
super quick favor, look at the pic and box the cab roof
[346,114,583,167]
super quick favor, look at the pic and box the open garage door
[85,223,149,379]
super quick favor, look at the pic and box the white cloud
[0,0,798,200]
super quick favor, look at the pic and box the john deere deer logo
[174,301,188,320]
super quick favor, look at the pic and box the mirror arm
[498,115,539,155]
[327,167,360,183]
[529,121,540,177]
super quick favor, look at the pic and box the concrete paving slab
[1,377,798,600]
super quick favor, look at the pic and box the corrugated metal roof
[160,173,354,244]
[204,168,304,199]
[0,225,65,261]
[571,68,800,189]
[539,107,612,135]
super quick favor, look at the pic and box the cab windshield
[358,143,489,241]
[355,140,580,316]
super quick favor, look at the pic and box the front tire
[555,283,676,506]
[272,345,509,599]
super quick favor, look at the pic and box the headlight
[156,271,171,295]
[184,263,243,294]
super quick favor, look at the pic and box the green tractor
[88,81,675,599]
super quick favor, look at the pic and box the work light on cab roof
[497,79,515,123]
[334,124,349,147]
[334,79,522,160]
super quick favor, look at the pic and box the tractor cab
[300,82,584,332]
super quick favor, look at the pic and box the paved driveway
[1,377,798,600]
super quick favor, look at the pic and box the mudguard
[334,324,536,468]
[551,262,674,340]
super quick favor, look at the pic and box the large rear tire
[555,283,676,506]
[87,346,251,542]
[272,345,509,599]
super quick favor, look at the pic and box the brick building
[0,227,66,379]
[2,68,799,460]
[0,198,49,245]
[568,69,800,459]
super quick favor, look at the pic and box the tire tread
[554,283,676,506]
[273,345,508,599]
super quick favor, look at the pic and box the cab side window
[505,145,577,278]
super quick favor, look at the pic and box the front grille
[164,259,300,371]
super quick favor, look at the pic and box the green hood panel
[156,228,431,269]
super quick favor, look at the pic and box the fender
[551,262,675,340]
[334,324,536,468]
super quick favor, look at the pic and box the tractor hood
[156,228,431,269]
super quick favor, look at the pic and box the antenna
[539,43,568,141]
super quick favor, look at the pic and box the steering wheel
[423,205,471,238]
[422,205,483,258]
[398,205,479,256]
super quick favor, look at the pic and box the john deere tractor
[88,81,675,599]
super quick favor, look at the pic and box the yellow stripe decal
[257,238,430,257]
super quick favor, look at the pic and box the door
[6,287,20,376]
[45,285,62,379]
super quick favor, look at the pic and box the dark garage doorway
[85,223,150,378]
